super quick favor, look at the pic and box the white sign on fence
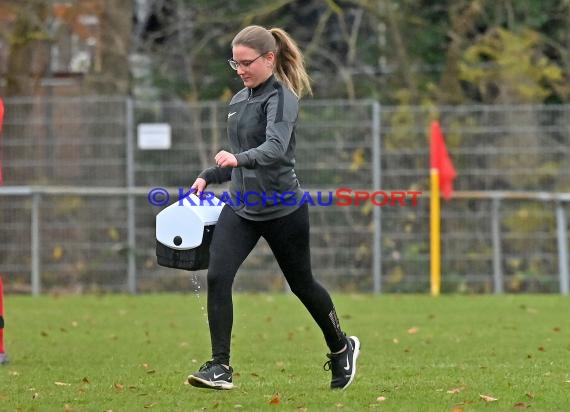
[137,123,171,150]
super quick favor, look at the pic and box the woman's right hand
[190,177,207,197]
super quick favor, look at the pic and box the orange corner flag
[430,121,456,200]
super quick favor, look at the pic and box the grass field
[1,293,569,411]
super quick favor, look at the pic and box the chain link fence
[0,97,568,294]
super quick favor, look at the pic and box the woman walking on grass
[187,25,360,391]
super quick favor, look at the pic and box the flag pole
[0,100,7,363]
[430,168,441,296]
[429,120,456,296]
[0,275,7,364]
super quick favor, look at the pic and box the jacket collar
[249,74,276,98]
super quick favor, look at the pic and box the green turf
[1,293,569,411]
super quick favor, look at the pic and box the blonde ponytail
[269,28,312,98]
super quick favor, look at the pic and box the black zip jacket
[198,75,303,220]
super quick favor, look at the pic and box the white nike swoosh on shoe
[343,355,350,371]
[213,372,225,379]
[228,112,237,118]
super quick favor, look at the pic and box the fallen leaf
[113,383,124,391]
[54,381,71,386]
[64,404,73,412]
[452,407,463,412]
[376,396,386,402]
[480,394,498,402]
[143,404,155,409]
[392,338,399,344]
[513,402,530,409]
[234,405,242,409]
[526,392,535,399]
[269,393,280,405]
[407,327,419,334]
[32,392,39,399]
[335,403,344,408]
[447,387,464,394]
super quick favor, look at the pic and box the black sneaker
[188,360,234,390]
[323,336,360,390]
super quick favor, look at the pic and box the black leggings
[206,203,346,365]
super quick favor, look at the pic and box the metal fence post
[556,201,569,295]
[126,98,137,294]
[31,192,41,296]
[491,197,504,294]
[372,101,382,294]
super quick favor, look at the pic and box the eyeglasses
[228,53,266,71]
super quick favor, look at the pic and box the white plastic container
[155,193,224,270]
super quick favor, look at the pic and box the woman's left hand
[215,150,238,168]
